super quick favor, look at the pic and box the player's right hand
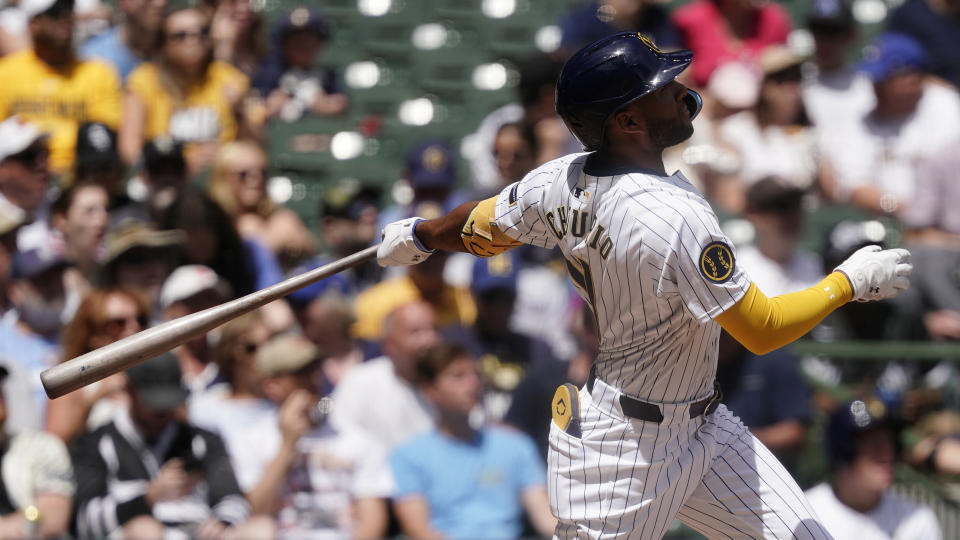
[377,217,435,267]
[834,245,912,302]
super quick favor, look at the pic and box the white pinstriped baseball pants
[548,376,834,540]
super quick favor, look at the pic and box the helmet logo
[637,33,662,54]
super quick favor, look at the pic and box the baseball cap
[277,7,330,41]
[758,46,806,77]
[75,122,120,173]
[859,33,928,82]
[471,252,519,296]
[143,137,186,175]
[406,141,457,190]
[101,220,184,267]
[826,398,897,468]
[0,117,46,162]
[321,178,380,220]
[159,265,230,310]
[256,333,323,377]
[707,61,760,109]
[807,0,855,33]
[20,0,73,18]
[12,245,69,279]
[745,178,805,213]
[125,353,188,409]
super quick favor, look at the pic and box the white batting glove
[377,217,435,267]
[834,245,912,302]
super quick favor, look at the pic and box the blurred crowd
[0,0,958,537]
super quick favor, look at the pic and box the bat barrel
[40,244,379,399]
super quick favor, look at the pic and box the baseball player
[377,32,913,539]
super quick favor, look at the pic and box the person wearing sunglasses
[207,139,315,268]
[0,0,121,175]
[46,286,150,442]
[120,0,253,173]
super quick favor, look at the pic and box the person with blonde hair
[207,139,315,264]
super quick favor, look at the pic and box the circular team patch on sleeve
[699,241,735,283]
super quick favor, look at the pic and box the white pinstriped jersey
[494,153,751,404]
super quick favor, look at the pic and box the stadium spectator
[72,122,127,205]
[70,354,275,539]
[51,181,109,284]
[390,342,556,539]
[252,7,347,122]
[99,220,183,309]
[717,47,820,192]
[120,0,252,172]
[79,0,166,80]
[291,291,364,390]
[292,178,382,294]
[895,139,960,341]
[671,0,792,87]
[352,250,475,341]
[160,265,232,396]
[0,0,120,175]
[801,0,876,130]
[0,364,74,539]
[0,0,29,55]
[331,301,440,451]
[818,32,960,214]
[125,137,189,224]
[737,179,822,296]
[46,286,148,442]
[805,399,942,539]
[487,121,538,196]
[0,117,53,252]
[209,0,265,76]
[0,214,21,317]
[381,140,468,227]
[246,334,392,538]
[444,253,565,423]
[466,55,569,192]
[716,330,811,470]
[557,0,680,58]
[207,140,316,266]
[159,189,294,332]
[6,245,75,346]
[187,311,272,491]
[887,0,960,90]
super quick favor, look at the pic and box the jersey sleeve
[656,199,750,323]
[493,175,557,250]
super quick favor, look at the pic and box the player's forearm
[414,201,478,252]
[715,274,852,355]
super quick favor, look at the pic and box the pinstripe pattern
[497,155,831,539]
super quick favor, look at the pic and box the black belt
[587,366,722,423]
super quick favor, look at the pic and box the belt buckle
[703,383,723,416]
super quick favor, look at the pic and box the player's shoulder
[522,152,589,184]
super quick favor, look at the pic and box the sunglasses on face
[102,315,148,333]
[9,145,49,168]
[167,26,210,43]
[230,168,268,181]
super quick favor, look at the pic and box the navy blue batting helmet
[825,399,898,469]
[555,32,702,151]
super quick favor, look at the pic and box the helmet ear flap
[683,89,702,120]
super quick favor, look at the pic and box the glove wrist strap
[411,219,436,254]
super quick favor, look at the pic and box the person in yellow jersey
[0,0,121,176]
[120,0,253,173]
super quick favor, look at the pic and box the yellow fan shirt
[0,49,121,174]
[126,60,249,146]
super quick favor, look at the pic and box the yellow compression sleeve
[460,196,523,257]
[715,272,853,355]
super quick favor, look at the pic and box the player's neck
[585,148,666,177]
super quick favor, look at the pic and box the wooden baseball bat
[40,244,379,399]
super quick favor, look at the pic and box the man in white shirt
[818,32,960,214]
[806,399,942,539]
[738,178,822,296]
[331,300,439,451]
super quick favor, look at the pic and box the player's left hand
[834,245,912,302]
[377,217,435,267]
